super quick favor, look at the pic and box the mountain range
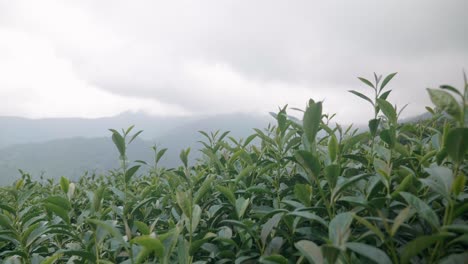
[0,112,272,185]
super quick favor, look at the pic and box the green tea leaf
[125,165,140,183]
[59,176,69,194]
[380,72,397,91]
[176,191,192,218]
[349,90,374,106]
[135,221,150,235]
[259,254,289,264]
[41,253,63,264]
[109,129,126,158]
[235,197,250,219]
[329,212,353,247]
[352,214,384,241]
[295,240,323,264]
[376,98,397,124]
[303,99,322,145]
[445,128,468,164]
[358,77,375,89]
[87,219,126,246]
[216,185,236,207]
[346,242,392,264]
[390,207,412,237]
[128,130,143,144]
[328,135,339,162]
[452,173,466,196]
[294,150,321,184]
[332,173,370,203]
[427,88,462,122]
[191,204,202,234]
[294,183,312,206]
[401,233,454,264]
[421,165,453,200]
[132,235,164,258]
[368,118,380,137]
[440,85,462,97]
[261,213,283,246]
[400,192,440,228]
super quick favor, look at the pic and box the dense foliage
[0,73,467,263]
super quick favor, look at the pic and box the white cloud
[0,28,187,118]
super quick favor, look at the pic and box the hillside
[0,113,272,184]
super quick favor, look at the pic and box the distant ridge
[0,113,272,185]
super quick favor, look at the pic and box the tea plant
[0,73,466,263]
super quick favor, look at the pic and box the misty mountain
[0,113,272,185]
[0,112,197,148]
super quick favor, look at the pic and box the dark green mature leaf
[380,72,397,91]
[346,242,392,264]
[109,129,126,158]
[421,165,453,200]
[44,196,71,210]
[303,99,322,145]
[41,253,63,264]
[352,214,384,241]
[87,219,126,244]
[452,173,466,196]
[349,90,374,106]
[176,191,192,218]
[329,212,353,247]
[194,175,215,204]
[325,164,340,189]
[44,203,70,224]
[58,250,96,262]
[0,204,16,215]
[445,128,468,164]
[400,192,440,228]
[368,118,380,137]
[0,214,13,229]
[128,130,143,144]
[189,233,216,255]
[294,150,321,184]
[261,213,283,246]
[322,244,341,264]
[341,132,369,153]
[156,148,168,163]
[376,98,397,124]
[216,185,236,207]
[401,233,455,264]
[294,183,312,206]
[295,240,323,264]
[235,197,249,219]
[358,77,375,89]
[379,90,392,100]
[440,85,463,97]
[332,173,370,202]
[179,148,190,168]
[427,88,462,121]
[390,207,412,237]
[125,165,140,183]
[380,128,396,148]
[287,211,327,227]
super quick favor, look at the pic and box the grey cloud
[1,0,467,120]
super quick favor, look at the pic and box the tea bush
[0,73,466,263]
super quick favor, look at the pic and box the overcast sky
[0,0,467,123]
